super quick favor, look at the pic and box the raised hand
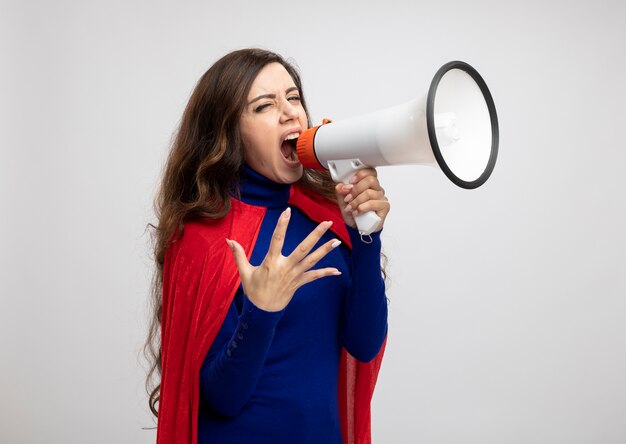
[226,207,343,312]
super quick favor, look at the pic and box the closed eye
[254,103,271,112]
[255,96,300,112]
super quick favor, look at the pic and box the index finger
[349,167,378,184]
[267,207,291,258]
[288,220,333,264]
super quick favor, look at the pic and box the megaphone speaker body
[296,61,499,235]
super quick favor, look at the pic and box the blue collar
[237,165,291,209]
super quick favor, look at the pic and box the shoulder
[169,199,266,257]
[290,183,341,218]
[290,183,352,248]
[182,218,230,246]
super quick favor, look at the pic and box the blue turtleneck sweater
[198,166,388,443]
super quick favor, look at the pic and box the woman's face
[239,62,308,184]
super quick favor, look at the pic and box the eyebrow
[247,87,299,106]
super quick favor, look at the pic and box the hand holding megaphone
[296,61,499,236]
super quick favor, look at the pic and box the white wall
[2,0,625,442]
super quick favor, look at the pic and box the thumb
[335,182,351,197]
[226,238,251,278]
[334,183,350,209]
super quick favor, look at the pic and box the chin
[278,167,303,184]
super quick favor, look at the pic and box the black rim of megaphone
[426,61,499,189]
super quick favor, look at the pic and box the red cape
[156,183,386,444]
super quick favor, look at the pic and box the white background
[2,0,625,442]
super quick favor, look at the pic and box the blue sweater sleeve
[340,226,388,363]
[199,292,284,417]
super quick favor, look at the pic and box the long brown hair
[143,48,337,418]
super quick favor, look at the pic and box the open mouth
[280,133,300,163]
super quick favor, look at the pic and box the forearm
[199,294,284,417]
[341,226,388,362]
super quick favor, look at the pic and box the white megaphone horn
[296,60,499,236]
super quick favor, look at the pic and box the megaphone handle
[353,211,381,236]
[327,159,381,236]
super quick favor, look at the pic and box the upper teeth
[285,133,300,141]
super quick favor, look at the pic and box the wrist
[244,292,288,314]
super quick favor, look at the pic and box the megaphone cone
[296,61,499,235]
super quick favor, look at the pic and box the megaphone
[296,60,499,236]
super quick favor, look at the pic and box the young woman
[145,48,390,444]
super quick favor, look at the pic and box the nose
[279,98,299,122]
